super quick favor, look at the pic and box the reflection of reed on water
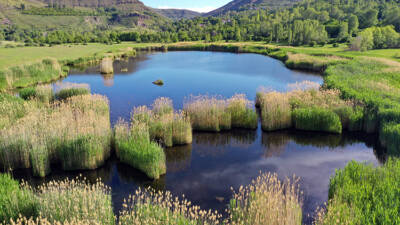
[165,144,192,173]
[262,131,290,158]
[194,130,257,147]
[116,162,166,191]
[102,73,114,87]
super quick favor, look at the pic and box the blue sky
[141,0,231,12]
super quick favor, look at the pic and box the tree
[348,15,359,36]
[338,22,349,41]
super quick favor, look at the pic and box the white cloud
[158,6,216,13]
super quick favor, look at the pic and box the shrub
[37,177,115,224]
[316,159,400,225]
[259,91,292,131]
[0,174,37,223]
[119,188,221,225]
[292,107,342,134]
[114,121,166,179]
[227,94,258,130]
[227,172,302,225]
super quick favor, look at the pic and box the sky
[140,0,232,13]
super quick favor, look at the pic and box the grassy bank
[316,159,400,225]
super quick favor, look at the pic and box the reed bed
[19,85,54,103]
[133,98,192,147]
[0,94,112,176]
[36,177,115,224]
[259,91,292,131]
[118,187,222,225]
[257,83,363,133]
[184,95,231,132]
[114,120,166,180]
[54,82,91,101]
[100,58,114,74]
[227,172,302,225]
[184,94,257,132]
[0,175,114,225]
[227,94,258,129]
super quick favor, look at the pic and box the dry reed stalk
[227,172,303,225]
[119,187,222,225]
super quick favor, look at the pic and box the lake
[13,51,384,224]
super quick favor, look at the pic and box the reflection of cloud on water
[165,144,378,217]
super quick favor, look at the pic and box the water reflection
[166,145,192,173]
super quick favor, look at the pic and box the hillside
[153,8,202,20]
[205,0,302,16]
[0,0,170,30]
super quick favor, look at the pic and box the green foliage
[293,107,342,134]
[0,173,37,222]
[321,159,400,225]
[19,85,54,103]
[55,87,90,100]
[227,95,258,130]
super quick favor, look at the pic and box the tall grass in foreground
[315,159,400,225]
[0,94,111,176]
[184,94,257,132]
[227,173,302,225]
[36,177,115,224]
[119,188,221,225]
[0,173,37,223]
[0,175,114,225]
[114,120,166,179]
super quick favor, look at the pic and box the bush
[293,107,342,133]
[317,159,400,225]
[0,174,37,222]
[55,87,90,100]
[114,121,166,179]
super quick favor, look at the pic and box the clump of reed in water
[133,98,192,147]
[114,120,166,179]
[184,95,231,132]
[100,57,114,74]
[184,94,258,132]
[227,94,258,129]
[0,94,112,177]
[227,172,303,225]
[19,84,54,103]
[256,81,364,133]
